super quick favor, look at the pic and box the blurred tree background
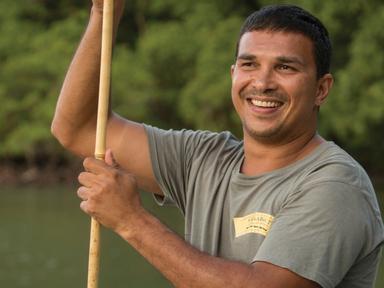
[0,0,383,178]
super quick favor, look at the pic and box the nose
[249,67,277,93]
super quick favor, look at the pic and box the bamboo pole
[87,1,114,288]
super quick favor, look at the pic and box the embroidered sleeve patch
[233,212,274,237]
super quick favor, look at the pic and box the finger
[78,171,98,187]
[77,186,90,201]
[105,149,119,168]
[80,200,91,215]
[80,200,98,219]
[83,157,111,174]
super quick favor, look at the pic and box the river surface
[0,184,383,287]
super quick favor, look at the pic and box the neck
[241,132,325,176]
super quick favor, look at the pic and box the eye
[278,64,291,70]
[277,64,297,73]
[242,62,253,66]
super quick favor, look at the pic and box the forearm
[116,211,254,288]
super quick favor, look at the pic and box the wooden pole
[87,1,114,288]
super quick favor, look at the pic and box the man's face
[231,30,332,144]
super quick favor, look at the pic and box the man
[51,2,383,287]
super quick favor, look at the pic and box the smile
[249,99,283,108]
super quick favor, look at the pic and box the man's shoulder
[144,124,242,154]
[302,141,371,189]
[295,141,382,222]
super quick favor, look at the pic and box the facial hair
[239,87,288,140]
[239,87,286,102]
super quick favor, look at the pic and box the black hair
[235,5,332,78]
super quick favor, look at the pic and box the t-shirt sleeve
[144,125,194,211]
[253,180,383,288]
[144,125,231,213]
[144,125,239,215]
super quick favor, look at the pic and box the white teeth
[251,99,281,108]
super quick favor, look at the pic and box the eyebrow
[237,53,305,66]
[237,53,256,61]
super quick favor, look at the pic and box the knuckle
[83,157,95,170]
[82,201,95,215]
[83,158,89,167]
[77,186,87,199]
[100,181,110,192]
[77,172,84,182]
[95,184,105,195]
[80,201,88,212]
[110,169,119,179]
[103,172,116,185]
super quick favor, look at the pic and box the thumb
[105,149,119,168]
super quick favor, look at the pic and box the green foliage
[179,16,243,134]
[323,4,384,139]
[0,1,87,158]
[1,0,384,173]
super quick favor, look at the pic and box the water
[0,185,183,288]
[0,184,383,287]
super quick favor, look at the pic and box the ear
[230,64,235,79]
[315,73,334,106]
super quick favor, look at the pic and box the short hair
[235,5,332,78]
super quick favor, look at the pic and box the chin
[244,125,282,140]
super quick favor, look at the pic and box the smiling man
[231,29,333,175]
[52,3,383,288]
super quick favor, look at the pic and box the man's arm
[77,151,321,288]
[51,1,160,194]
[122,210,320,288]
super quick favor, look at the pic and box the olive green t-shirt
[144,125,384,288]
